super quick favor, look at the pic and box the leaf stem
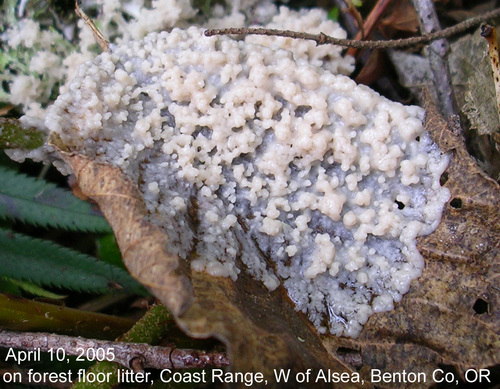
[0,293,134,339]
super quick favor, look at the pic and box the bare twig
[205,7,500,49]
[411,0,458,118]
[74,1,109,51]
[0,330,229,370]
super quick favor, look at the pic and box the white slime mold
[46,9,450,337]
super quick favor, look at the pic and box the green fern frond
[3,277,66,299]
[0,227,148,296]
[0,275,22,295]
[97,233,126,270]
[0,166,112,232]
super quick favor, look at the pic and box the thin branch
[0,330,229,370]
[74,1,109,51]
[205,8,500,49]
[411,0,458,118]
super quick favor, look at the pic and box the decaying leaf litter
[52,91,500,388]
[392,22,500,179]
[2,0,500,387]
[330,92,500,387]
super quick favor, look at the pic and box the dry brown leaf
[391,27,500,178]
[324,93,500,388]
[378,0,419,37]
[178,271,365,387]
[53,146,194,317]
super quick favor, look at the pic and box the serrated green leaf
[97,233,125,270]
[0,276,22,295]
[0,166,112,232]
[5,277,66,299]
[0,227,148,295]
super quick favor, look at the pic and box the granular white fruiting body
[46,12,450,337]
